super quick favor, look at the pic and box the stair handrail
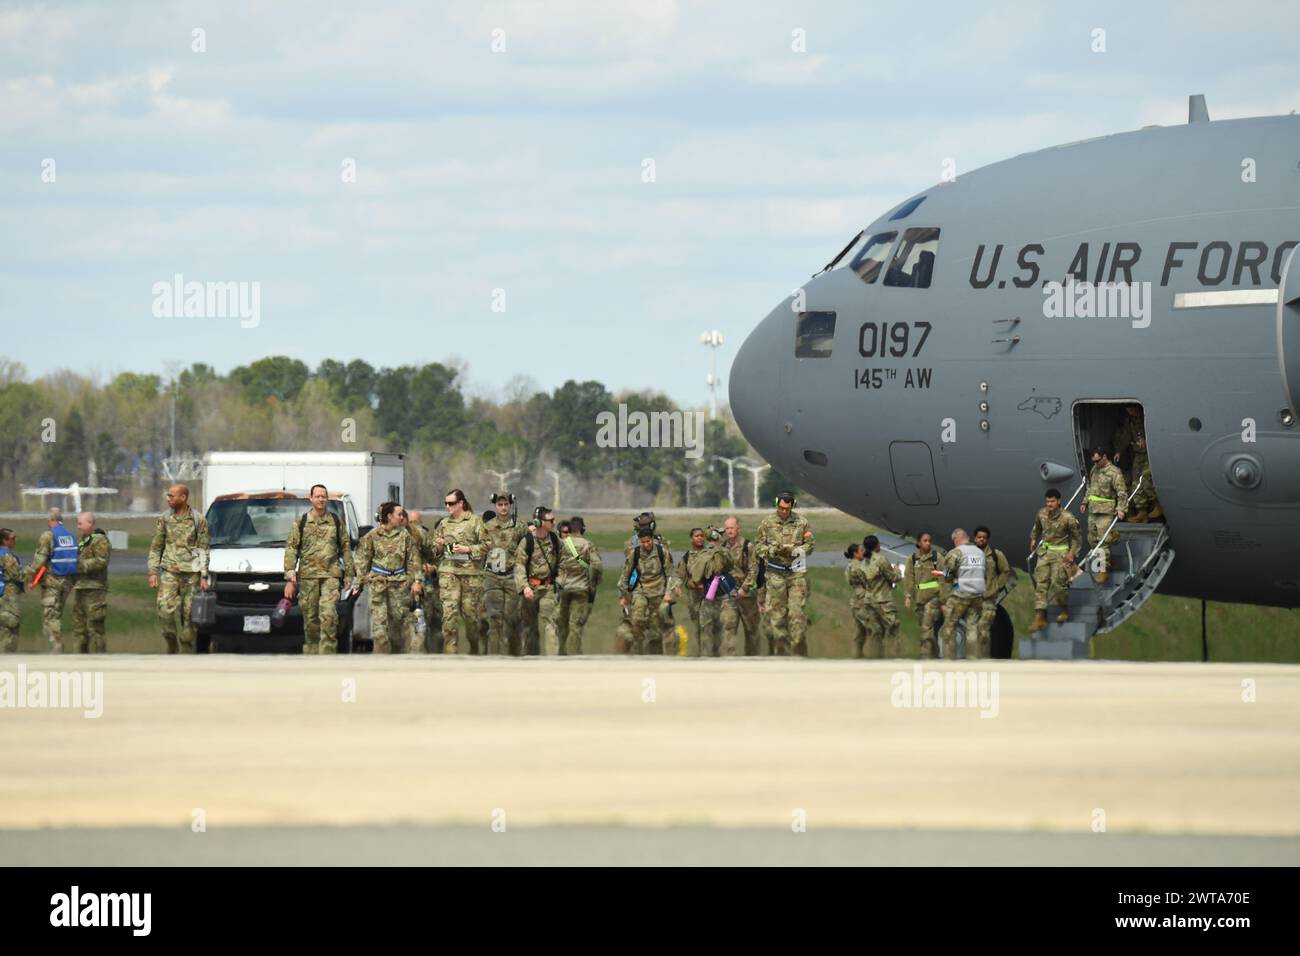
[1026,477,1088,563]
[1097,543,1176,635]
[1074,475,1145,577]
[1061,475,1088,513]
[1134,524,1169,578]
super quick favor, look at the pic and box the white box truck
[199,451,405,652]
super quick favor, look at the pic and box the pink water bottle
[272,597,293,629]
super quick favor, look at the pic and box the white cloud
[4,0,1300,407]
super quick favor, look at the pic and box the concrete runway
[1,656,1297,865]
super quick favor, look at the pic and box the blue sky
[2,0,1298,407]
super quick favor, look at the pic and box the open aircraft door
[1276,246,1300,420]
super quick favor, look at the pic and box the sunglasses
[444,500,458,506]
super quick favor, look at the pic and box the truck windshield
[206,498,345,548]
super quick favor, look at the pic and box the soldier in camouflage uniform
[615,513,672,653]
[284,484,352,655]
[720,517,762,655]
[1081,445,1127,583]
[677,527,733,656]
[556,517,602,655]
[747,492,815,656]
[516,508,562,655]
[0,529,24,653]
[972,526,1011,659]
[1114,408,1160,522]
[71,511,111,654]
[862,535,902,658]
[29,507,79,653]
[843,542,871,658]
[1128,432,1159,520]
[618,527,676,655]
[148,485,210,654]
[903,531,946,658]
[435,489,488,654]
[1028,488,1083,633]
[481,493,527,655]
[938,528,985,659]
[352,501,422,653]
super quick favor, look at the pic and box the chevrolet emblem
[249,582,270,591]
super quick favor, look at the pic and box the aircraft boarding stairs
[1019,523,1175,660]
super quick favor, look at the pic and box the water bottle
[272,596,292,629]
[415,607,426,635]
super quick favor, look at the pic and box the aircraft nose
[729,302,785,465]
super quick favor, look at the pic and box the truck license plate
[243,615,271,633]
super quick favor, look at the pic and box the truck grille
[214,573,285,609]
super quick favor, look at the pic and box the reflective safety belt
[1042,543,1070,551]
[564,535,589,571]
[917,581,939,590]
[369,565,401,576]
[1087,495,1116,503]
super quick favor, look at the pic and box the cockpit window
[847,231,897,284]
[889,196,926,221]
[794,311,836,358]
[883,227,940,288]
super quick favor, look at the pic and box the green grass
[547,566,1300,661]
[6,565,1298,661]
[583,512,1300,661]
[14,575,161,654]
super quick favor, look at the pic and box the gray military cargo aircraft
[729,97,1300,658]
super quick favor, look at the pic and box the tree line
[0,356,800,512]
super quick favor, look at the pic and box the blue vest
[49,523,79,576]
[0,546,17,597]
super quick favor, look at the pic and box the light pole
[677,467,704,509]
[545,469,561,512]
[736,460,770,509]
[700,330,724,420]
[486,468,521,492]
[170,378,176,462]
[712,455,741,507]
